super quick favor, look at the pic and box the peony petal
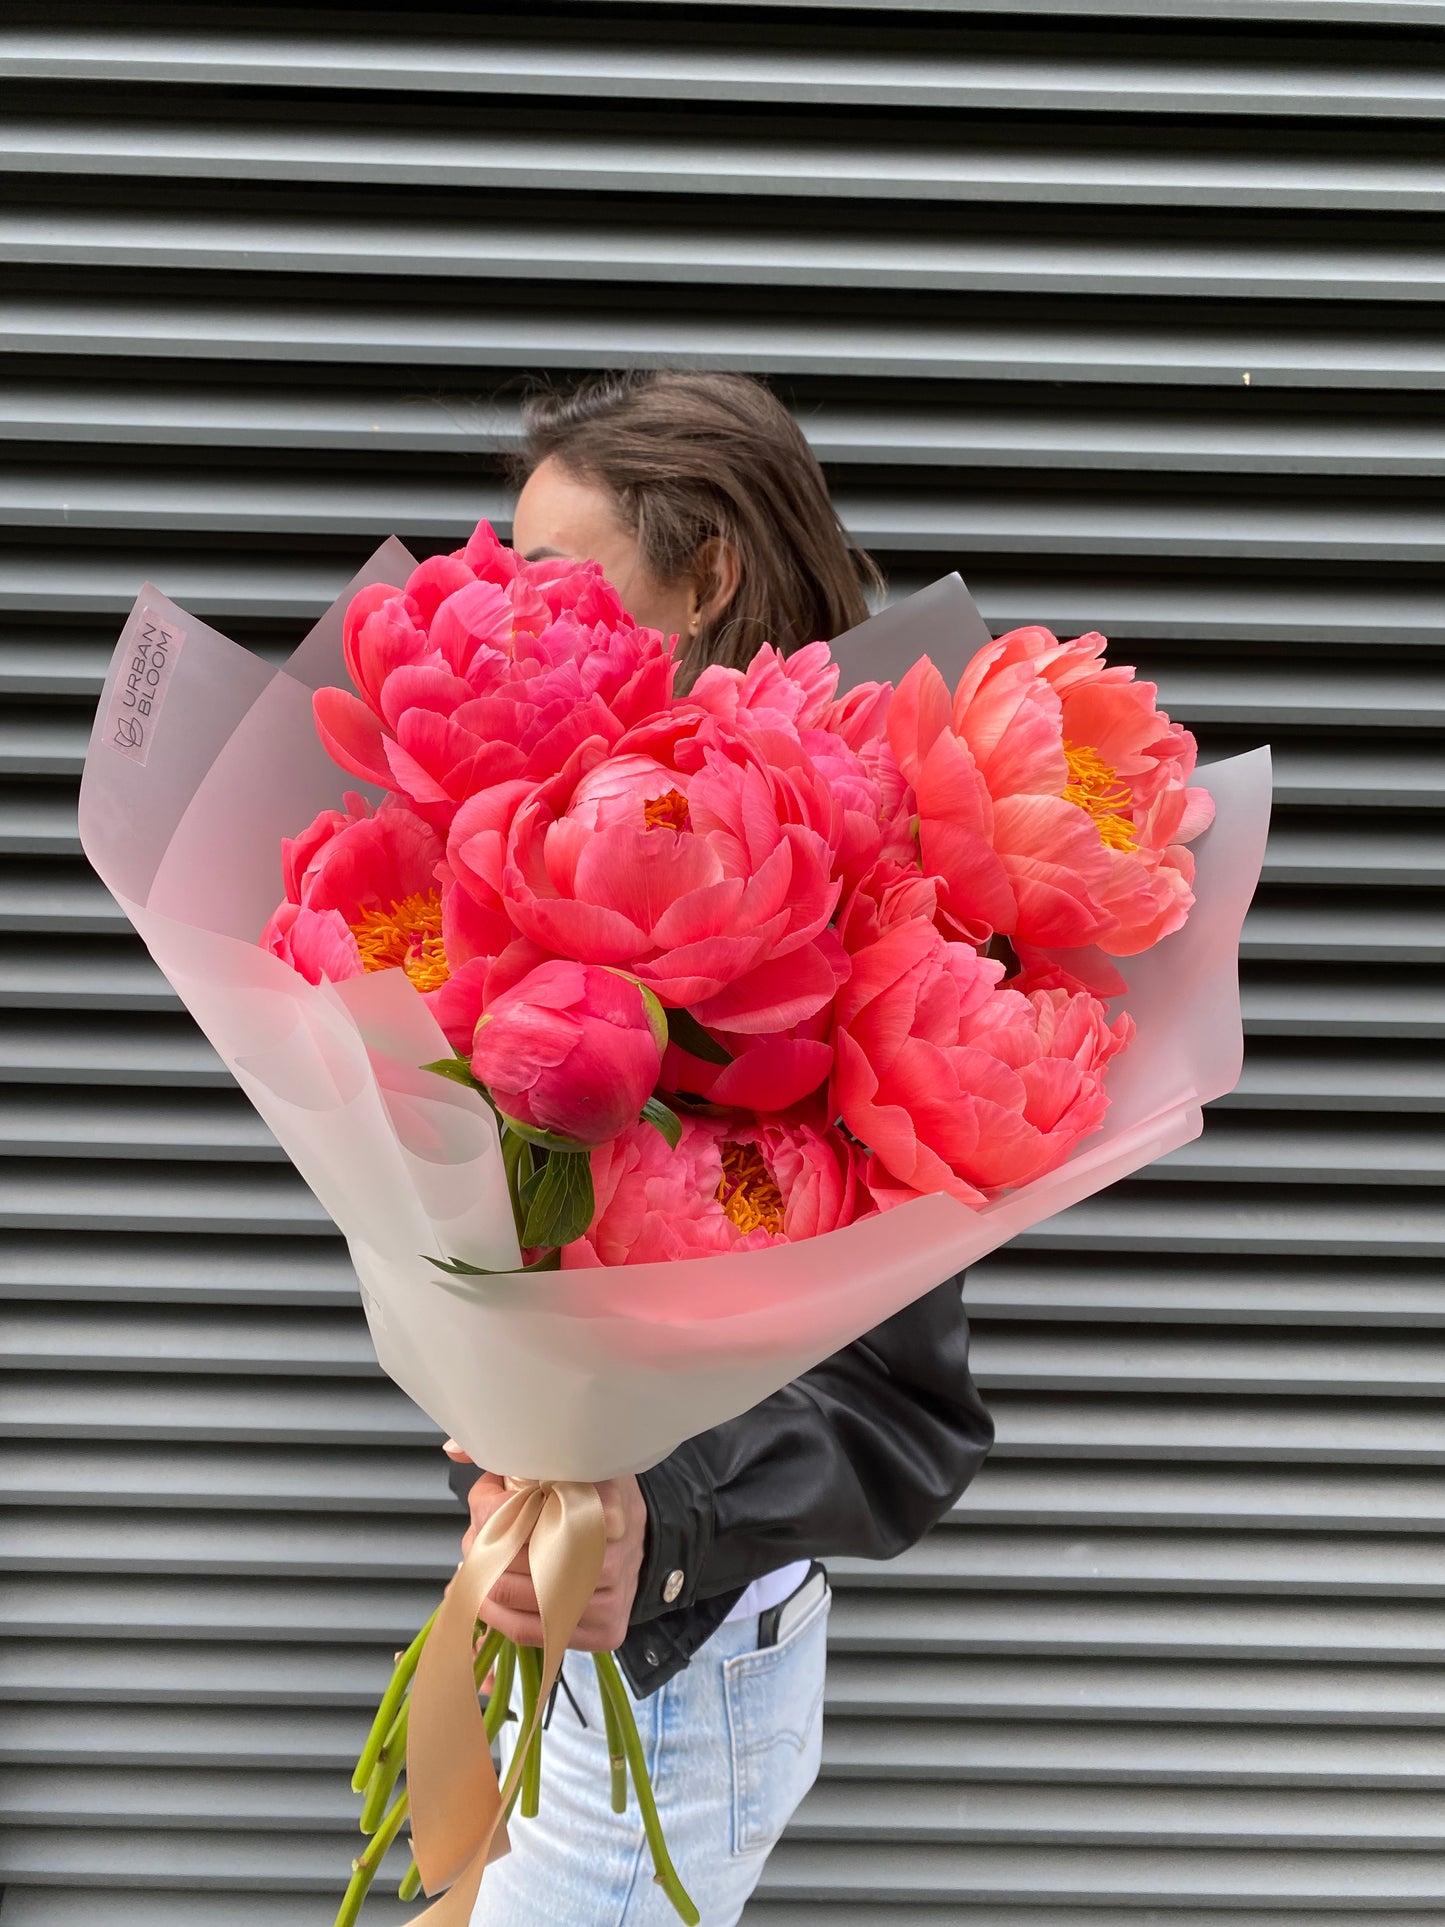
[690,938,843,1035]
[312,687,393,787]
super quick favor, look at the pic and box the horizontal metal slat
[5,466,1443,565]
[968,1257,1445,1328]
[1144,1118,1444,1185]
[0,1700,366,1772]
[0,1088,282,1159]
[788,1778,1445,1847]
[0,938,176,1010]
[973,1325,1445,1397]
[0,1442,455,1514]
[0,1886,410,1927]
[13,1443,1445,1535]
[8,1633,1445,1726]
[820,1716,1445,1791]
[0,1165,329,1237]
[0,1305,371,1375]
[0,1507,456,1582]
[2,25,1442,120]
[7,119,1445,213]
[6,631,1445,729]
[7,1762,1444,1852]
[0,941,1435,1046]
[14,1505,1445,1596]
[984,1393,1445,1463]
[0,1231,357,1306]
[0,1823,404,1893]
[623,0,1445,21]
[753,1838,1445,1907]
[0,1011,225,1084]
[0,1573,440,1645]
[14,1567,1445,1665]
[3,549,1442,649]
[827,1587,1445,1663]
[6,380,1442,480]
[3,293,1440,393]
[0,1373,429,1445]
[1022,1190,1445,1260]
[3,206,1441,302]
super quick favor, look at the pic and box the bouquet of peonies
[79,524,1270,1927]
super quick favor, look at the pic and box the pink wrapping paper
[79,545,1271,1480]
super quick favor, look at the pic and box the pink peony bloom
[260,799,514,1050]
[685,641,889,889]
[312,522,674,827]
[563,1112,871,1266]
[833,917,1133,1206]
[660,1004,835,1114]
[470,960,667,1147]
[892,628,1214,955]
[501,730,844,1034]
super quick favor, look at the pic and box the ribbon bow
[405,1478,608,1921]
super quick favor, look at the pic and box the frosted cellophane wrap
[79,546,1271,1480]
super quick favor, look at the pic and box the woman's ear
[692,536,742,627]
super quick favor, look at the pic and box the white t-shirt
[724,1559,811,1623]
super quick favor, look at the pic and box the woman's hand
[443,1443,647,1652]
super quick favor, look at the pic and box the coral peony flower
[469,960,667,1147]
[833,917,1133,1206]
[684,641,890,888]
[563,1112,871,1267]
[312,522,674,826]
[660,1004,835,1114]
[892,628,1214,955]
[260,799,519,1050]
[501,730,845,1033]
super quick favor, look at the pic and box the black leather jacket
[449,1272,993,1698]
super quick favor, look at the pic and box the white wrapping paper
[79,547,1271,1481]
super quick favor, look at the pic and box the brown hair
[509,370,885,683]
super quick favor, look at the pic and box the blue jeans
[474,1582,830,1927]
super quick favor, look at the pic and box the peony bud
[470,960,667,1147]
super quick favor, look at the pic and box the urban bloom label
[104,609,185,765]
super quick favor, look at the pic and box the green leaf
[424,1248,561,1285]
[518,1163,547,1213]
[498,1112,591,1155]
[424,1253,493,1276]
[640,1095,682,1150]
[521,1150,596,1250]
[665,1007,732,1067]
[422,1055,486,1093]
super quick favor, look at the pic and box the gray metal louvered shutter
[1,3,1442,1922]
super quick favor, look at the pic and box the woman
[447,370,995,1926]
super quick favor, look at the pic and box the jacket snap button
[662,1568,685,1604]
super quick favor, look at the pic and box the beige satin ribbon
[405,1479,607,1924]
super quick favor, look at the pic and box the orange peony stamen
[349,890,450,993]
[643,788,692,834]
[1062,741,1139,853]
[716,1139,785,1236]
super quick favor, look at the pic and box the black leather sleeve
[627,1274,993,1625]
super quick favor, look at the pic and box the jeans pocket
[723,1585,830,1858]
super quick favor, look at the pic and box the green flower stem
[333,1788,410,1927]
[358,1622,504,1835]
[593,1651,700,1926]
[350,1608,439,1794]
[515,1644,544,1819]
[396,1857,423,1903]
[500,1126,529,1241]
[484,1637,517,1746]
[596,1658,629,1814]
